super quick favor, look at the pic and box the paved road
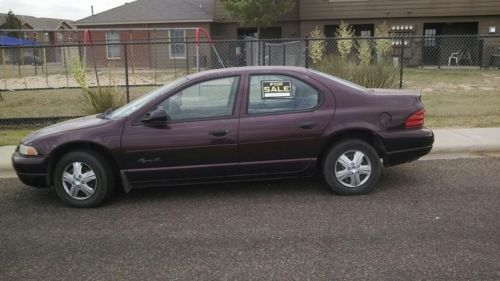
[1,157,499,281]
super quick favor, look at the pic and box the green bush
[374,22,392,62]
[308,26,326,65]
[335,21,354,60]
[314,55,399,89]
[70,58,125,114]
[357,39,372,65]
[81,87,125,114]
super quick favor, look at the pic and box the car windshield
[309,69,371,93]
[108,78,187,119]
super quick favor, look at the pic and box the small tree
[335,21,354,60]
[0,11,22,38]
[308,26,326,65]
[375,22,393,62]
[221,0,295,38]
[357,39,372,65]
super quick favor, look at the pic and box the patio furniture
[448,49,472,66]
[489,47,500,68]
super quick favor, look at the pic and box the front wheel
[53,151,114,208]
[323,139,381,195]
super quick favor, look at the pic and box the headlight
[19,144,38,156]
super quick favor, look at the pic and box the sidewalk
[1,128,500,178]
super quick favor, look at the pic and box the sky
[0,0,129,21]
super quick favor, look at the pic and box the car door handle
[299,122,316,129]
[209,130,229,137]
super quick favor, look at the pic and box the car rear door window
[158,76,239,121]
[248,75,319,115]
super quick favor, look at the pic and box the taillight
[405,109,425,129]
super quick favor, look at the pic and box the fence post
[33,43,38,75]
[124,43,130,103]
[282,43,286,66]
[268,45,271,65]
[304,37,310,68]
[399,36,405,89]
[262,40,266,66]
[257,39,261,66]
[186,41,190,75]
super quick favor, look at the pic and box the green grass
[0,129,33,146]
[403,69,500,128]
[0,86,155,118]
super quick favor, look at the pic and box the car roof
[186,66,310,80]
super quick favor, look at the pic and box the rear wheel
[323,139,381,195]
[53,151,114,208]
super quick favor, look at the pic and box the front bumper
[376,128,434,167]
[12,151,51,188]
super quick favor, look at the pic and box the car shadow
[110,176,331,204]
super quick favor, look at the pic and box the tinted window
[158,77,239,121]
[248,75,319,114]
[309,69,370,92]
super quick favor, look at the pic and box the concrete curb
[1,128,499,179]
[0,146,16,178]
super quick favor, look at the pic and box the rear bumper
[376,128,434,166]
[12,151,50,188]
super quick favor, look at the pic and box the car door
[238,72,334,175]
[121,75,242,186]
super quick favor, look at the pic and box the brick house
[73,0,500,67]
[0,13,74,63]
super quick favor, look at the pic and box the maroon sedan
[12,66,433,207]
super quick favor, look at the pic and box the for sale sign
[261,81,292,98]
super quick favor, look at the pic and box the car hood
[22,115,111,144]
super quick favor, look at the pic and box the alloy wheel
[334,150,372,188]
[61,162,97,200]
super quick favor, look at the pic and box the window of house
[424,29,437,47]
[43,32,49,42]
[106,32,121,59]
[23,32,28,40]
[248,75,320,115]
[57,32,64,42]
[157,76,239,121]
[360,30,372,37]
[32,32,37,41]
[169,29,186,59]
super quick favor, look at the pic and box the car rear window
[309,69,371,93]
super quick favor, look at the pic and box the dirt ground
[0,68,189,90]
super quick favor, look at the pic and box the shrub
[357,39,372,65]
[70,58,124,114]
[375,22,393,62]
[313,55,399,89]
[308,26,326,65]
[335,21,354,59]
[81,87,124,114]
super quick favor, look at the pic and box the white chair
[448,51,460,66]
[448,50,472,66]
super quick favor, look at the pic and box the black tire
[322,139,381,195]
[53,151,115,208]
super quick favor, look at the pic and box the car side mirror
[142,108,169,126]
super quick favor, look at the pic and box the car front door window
[158,77,239,121]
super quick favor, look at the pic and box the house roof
[0,13,73,30]
[74,0,215,26]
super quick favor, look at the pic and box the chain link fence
[1,33,499,129]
